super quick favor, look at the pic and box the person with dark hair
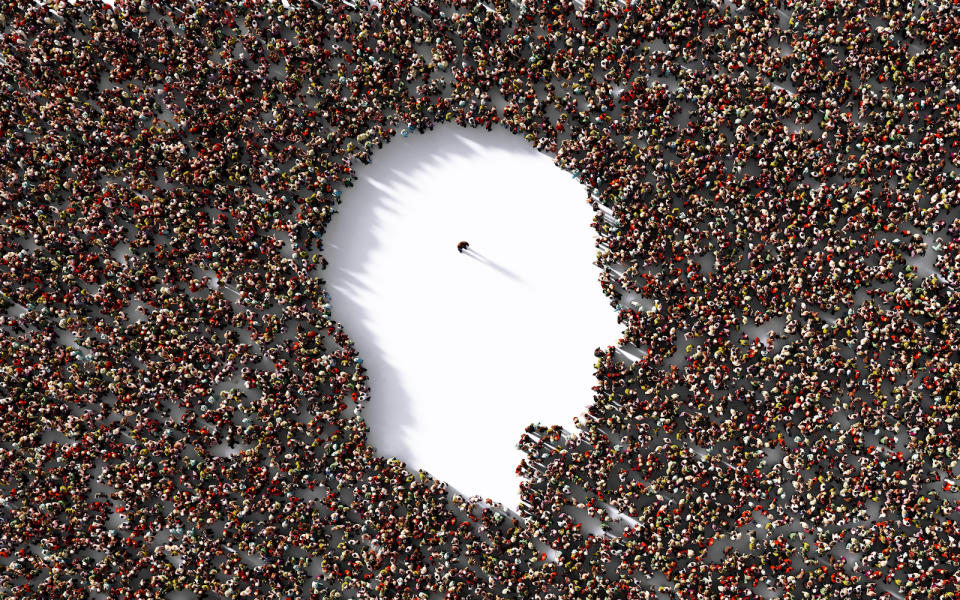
[457,241,470,253]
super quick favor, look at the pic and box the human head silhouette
[324,125,623,508]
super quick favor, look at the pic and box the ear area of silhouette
[323,125,623,509]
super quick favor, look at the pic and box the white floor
[323,125,623,509]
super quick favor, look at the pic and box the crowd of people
[0,0,958,598]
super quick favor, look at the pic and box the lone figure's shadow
[463,248,524,284]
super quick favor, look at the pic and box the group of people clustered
[0,0,958,599]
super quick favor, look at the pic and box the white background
[324,125,624,509]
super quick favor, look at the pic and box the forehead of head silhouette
[323,126,623,509]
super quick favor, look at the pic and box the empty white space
[323,125,623,509]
